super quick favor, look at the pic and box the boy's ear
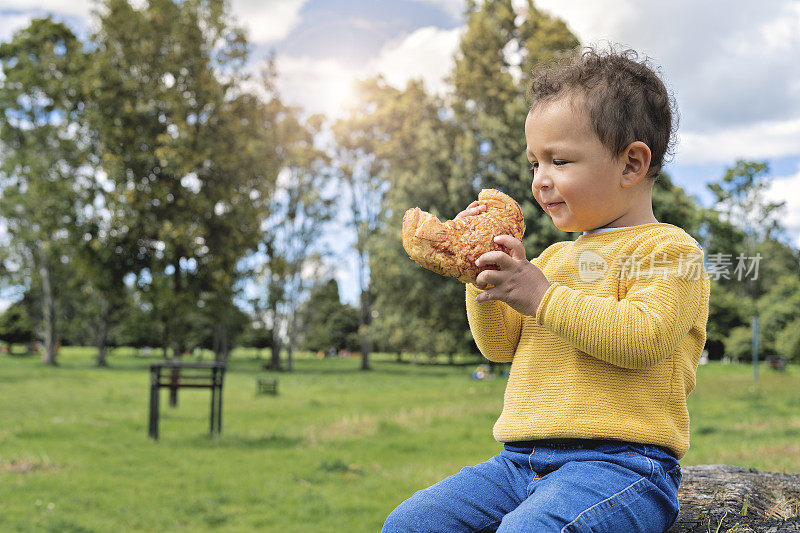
[620,141,652,188]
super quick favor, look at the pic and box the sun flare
[324,74,356,116]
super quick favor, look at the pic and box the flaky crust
[402,189,526,283]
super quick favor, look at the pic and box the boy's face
[525,96,635,233]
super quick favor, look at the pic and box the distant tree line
[0,0,336,365]
[1,0,798,368]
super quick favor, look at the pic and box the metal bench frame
[148,361,226,440]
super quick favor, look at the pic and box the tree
[0,300,35,347]
[88,0,279,360]
[0,18,91,365]
[757,275,800,362]
[297,279,359,354]
[651,172,703,236]
[347,78,475,359]
[701,159,798,361]
[113,289,164,353]
[241,318,272,359]
[332,88,396,370]
[253,106,334,371]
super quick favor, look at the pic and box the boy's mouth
[546,202,564,210]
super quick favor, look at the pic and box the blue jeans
[382,440,681,532]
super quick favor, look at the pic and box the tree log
[670,465,800,532]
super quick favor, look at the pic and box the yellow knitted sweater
[466,223,710,458]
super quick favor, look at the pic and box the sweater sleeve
[466,283,522,362]
[535,240,707,369]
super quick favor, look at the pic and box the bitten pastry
[402,189,526,283]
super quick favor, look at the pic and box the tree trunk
[286,344,294,372]
[268,333,282,371]
[161,322,169,359]
[213,320,229,364]
[266,299,283,370]
[39,259,58,366]
[359,288,371,371]
[171,263,185,360]
[95,298,110,367]
[669,464,800,532]
[286,312,297,372]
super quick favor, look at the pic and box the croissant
[402,189,526,284]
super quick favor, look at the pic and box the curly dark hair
[527,46,678,179]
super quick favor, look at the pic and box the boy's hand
[454,201,486,220]
[474,235,551,317]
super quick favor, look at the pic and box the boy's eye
[529,162,538,174]
[553,160,568,166]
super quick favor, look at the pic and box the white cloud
[515,0,638,43]
[369,25,464,96]
[274,54,361,117]
[274,25,463,116]
[765,164,800,249]
[505,0,800,185]
[0,1,309,44]
[230,0,308,44]
[0,12,34,41]
[676,118,800,165]
[409,0,465,19]
[0,0,93,18]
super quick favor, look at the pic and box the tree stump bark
[670,465,800,532]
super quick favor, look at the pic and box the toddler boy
[383,47,710,533]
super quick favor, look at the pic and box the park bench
[256,377,278,395]
[148,361,226,440]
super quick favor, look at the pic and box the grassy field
[1,348,798,532]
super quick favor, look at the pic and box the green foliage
[0,301,35,345]
[87,0,281,359]
[453,0,580,252]
[724,326,756,362]
[652,172,703,236]
[0,17,91,364]
[706,285,748,359]
[254,106,335,368]
[112,293,164,349]
[242,320,273,352]
[297,279,359,353]
[775,318,800,362]
[700,159,800,360]
[707,161,785,243]
[758,276,800,362]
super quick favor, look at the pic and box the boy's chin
[552,220,581,232]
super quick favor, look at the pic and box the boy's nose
[531,169,552,191]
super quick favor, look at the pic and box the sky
[1,0,800,305]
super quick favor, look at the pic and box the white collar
[582,226,633,236]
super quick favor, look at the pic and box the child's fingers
[475,287,493,303]
[476,250,512,269]
[475,269,501,289]
[493,235,526,260]
[454,202,486,220]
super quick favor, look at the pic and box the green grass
[1,348,798,532]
